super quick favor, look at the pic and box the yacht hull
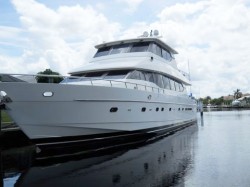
[0,82,197,141]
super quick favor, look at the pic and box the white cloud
[7,0,121,74]
[154,0,250,97]
[117,0,144,13]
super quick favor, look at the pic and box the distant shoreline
[203,107,250,112]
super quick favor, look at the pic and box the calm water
[1,110,250,187]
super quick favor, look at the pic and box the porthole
[110,107,118,112]
[142,107,146,112]
[178,108,180,111]
[156,107,159,112]
[169,108,172,111]
[43,91,53,97]
[161,108,164,111]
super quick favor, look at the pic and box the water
[1,110,250,187]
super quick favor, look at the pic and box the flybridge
[95,30,178,55]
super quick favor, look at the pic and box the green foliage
[200,96,232,106]
[1,111,12,123]
[36,69,63,83]
[199,96,211,105]
[210,97,224,105]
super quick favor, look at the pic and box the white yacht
[0,31,197,147]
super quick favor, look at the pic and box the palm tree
[234,89,242,99]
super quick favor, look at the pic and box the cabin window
[128,70,146,81]
[162,76,171,90]
[94,47,111,57]
[174,82,180,92]
[169,79,176,90]
[180,83,184,92]
[153,73,164,88]
[104,70,129,80]
[128,70,140,80]
[85,72,106,78]
[130,42,149,52]
[139,71,146,81]
[144,72,154,83]
[110,44,130,55]
[151,43,162,57]
[162,49,172,61]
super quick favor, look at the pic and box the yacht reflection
[2,124,197,187]
[1,150,3,187]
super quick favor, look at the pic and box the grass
[1,111,12,123]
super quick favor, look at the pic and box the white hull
[1,82,197,140]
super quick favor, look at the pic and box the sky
[1,0,250,98]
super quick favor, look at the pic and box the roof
[95,37,178,54]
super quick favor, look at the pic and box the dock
[0,103,31,148]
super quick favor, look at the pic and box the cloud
[7,0,121,74]
[154,0,250,97]
[116,0,144,13]
[2,0,250,98]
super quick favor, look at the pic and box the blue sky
[1,0,250,98]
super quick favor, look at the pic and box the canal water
[1,109,250,187]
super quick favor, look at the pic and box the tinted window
[104,70,129,79]
[175,82,180,91]
[153,73,163,88]
[128,70,146,81]
[170,79,176,90]
[139,71,146,81]
[144,72,154,83]
[180,83,184,91]
[151,43,162,57]
[110,44,130,55]
[94,47,111,57]
[128,70,141,80]
[162,76,171,89]
[130,42,149,52]
[162,49,172,61]
[85,72,105,77]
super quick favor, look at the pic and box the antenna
[143,31,149,37]
[154,30,159,36]
[188,60,192,97]
[188,59,191,81]
[138,30,162,38]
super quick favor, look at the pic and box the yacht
[0,31,197,147]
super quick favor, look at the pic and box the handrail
[0,73,187,96]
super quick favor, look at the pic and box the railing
[0,73,167,94]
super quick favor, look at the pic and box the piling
[197,100,203,117]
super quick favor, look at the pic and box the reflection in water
[1,150,3,187]
[2,125,198,187]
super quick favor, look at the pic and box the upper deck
[69,36,190,85]
[93,37,177,62]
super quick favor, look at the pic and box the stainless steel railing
[0,73,166,94]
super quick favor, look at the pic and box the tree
[200,96,212,105]
[36,69,63,83]
[234,89,242,99]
